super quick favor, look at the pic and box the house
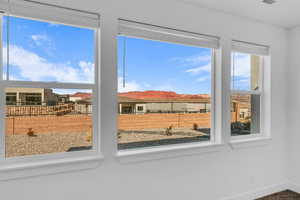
[5,88,58,106]
[56,94,70,104]
[69,92,92,102]
[118,91,211,114]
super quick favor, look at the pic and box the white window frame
[117,19,223,160]
[0,3,103,180]
[230,40,270,142]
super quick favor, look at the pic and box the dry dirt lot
[118,128,210,150]
[6,132,92,157]
[5,128,210,157]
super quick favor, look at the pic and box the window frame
[0,5,272,174]
[0,11,103,171]
[117,20,220,154]
[230,49,267,141]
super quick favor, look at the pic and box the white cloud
[79,61,94,83]
[118,77,141,92]
[232,53,250,78]
[3,45,94,83]
[185,63,211,75]
[31,34,51,46]
[183,55,211,65]
[53,89,91,95]
[196,76,210,82]
[31,34,56,56]
[171,54,211,66]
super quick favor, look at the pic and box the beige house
[118,96,211,114]
[5,88,58,106]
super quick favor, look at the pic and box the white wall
[286,27,300,187]
[0,0,288,200]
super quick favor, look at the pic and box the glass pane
[117,36,212,150]
[231,52,261,91]
[5,88,93,157]
[231,94,260,136]
[2,16,95,83]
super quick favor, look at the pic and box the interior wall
[286,27,300,187]
[0,0,288,200]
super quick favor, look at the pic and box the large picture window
[0,12,99,157]
[117,20,219,150]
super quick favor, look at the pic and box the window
[6,92,16,105]
[117,20,219,151]
[137,106,144,111]
[0,4,99,158]
[231,40,268,137]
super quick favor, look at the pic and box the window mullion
[230,90,262,95]
[218,37,231,144]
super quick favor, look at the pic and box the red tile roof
[118,91,211,103]
[70,92,92,98]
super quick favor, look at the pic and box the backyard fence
[6,103,92,116]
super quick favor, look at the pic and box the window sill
[0,153,104,181]
[116,142,225,163]
[229,136,271,149]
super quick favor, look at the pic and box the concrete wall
[5,113,232,134]
[5,115,92,135]
[0,0,288,200]
[118,113,212,130]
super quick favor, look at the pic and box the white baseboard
[221,182,290,200]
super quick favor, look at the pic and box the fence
[6,103,92,116]
[118,112,238,131]
[5,115,92,135]
[4,112,238,135]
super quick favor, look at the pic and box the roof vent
[262,0,276,4]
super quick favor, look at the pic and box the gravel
[118,128,210,150]
[5,128,211,157]
[6,132,92,158]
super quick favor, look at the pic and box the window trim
[0,10,103,173]
[0,7,272,175]
[117,141,226,163]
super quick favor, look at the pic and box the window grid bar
[0,80,96,90]
[230,90,262,95]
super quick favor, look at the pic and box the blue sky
[231,52,252,91]
[117,36,212,94]
[2,16,94,86]
[2,16,251,95]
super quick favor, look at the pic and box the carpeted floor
[257,190,300,200]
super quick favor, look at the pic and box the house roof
[118,91,211,103]
[70,92,92,98]
[68,91,250,104]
